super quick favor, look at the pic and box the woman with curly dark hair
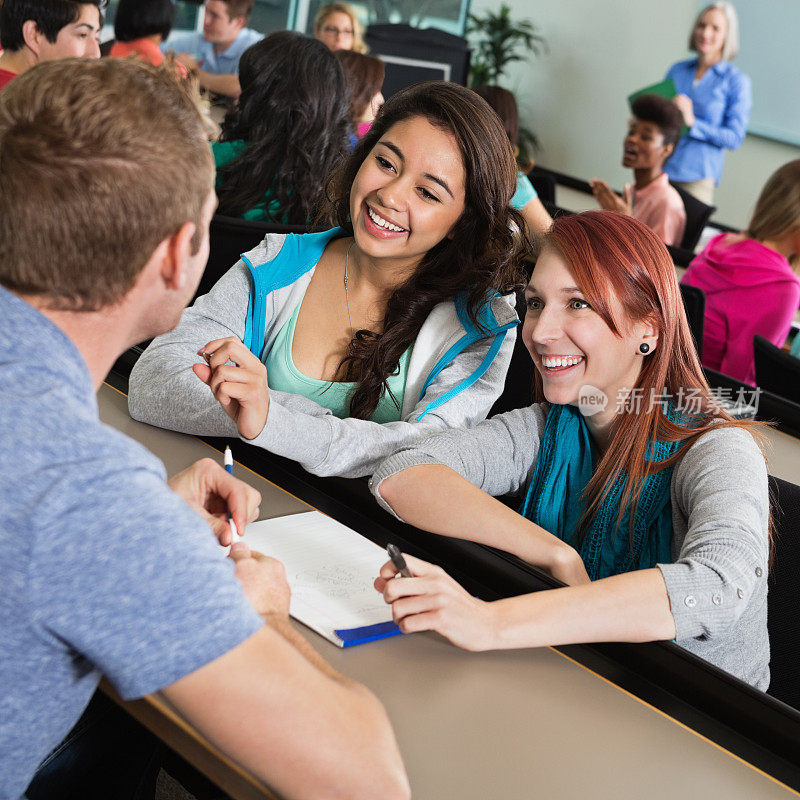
[129,81,529,478]
[212,31,350,223]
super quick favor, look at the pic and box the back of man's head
[0,58,214,311]
[0,0,102,51]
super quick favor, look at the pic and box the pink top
[623,172,686,247]
[0,68,17,90]
[356,121,373,138]
[681,233,800,384]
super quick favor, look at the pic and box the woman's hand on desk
[194,337,270,440]
[229,543,291,617]
[168,458,261,546]
[375,555,498,651]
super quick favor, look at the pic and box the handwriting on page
[243,511,392,632]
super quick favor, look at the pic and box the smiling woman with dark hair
[128,81,528,478]
[212,31,350,224]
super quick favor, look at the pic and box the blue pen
[224,446,242,543]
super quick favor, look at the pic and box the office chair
[754,335,800,406]
[528,170,556,205]
[670,182,715,252]
[766,475,800,711]
[194,214,308,303]
[679,283,705,360]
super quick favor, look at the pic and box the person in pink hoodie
[681,159,800,384]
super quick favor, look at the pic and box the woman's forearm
[488,568,676,649]
[378,465,577,574]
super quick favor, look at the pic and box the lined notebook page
[244,511,395,645]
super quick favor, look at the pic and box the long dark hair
[334,50,384,128]
[216,31,350,224]
[324,80,529,419]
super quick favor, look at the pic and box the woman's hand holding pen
[193,336,270,440]
[375,554,497,651]
[168,458,261,546]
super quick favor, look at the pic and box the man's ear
[663,142,675,161]
[160,221,197,291]
[22,20,44,57]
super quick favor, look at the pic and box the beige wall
[471,0,800,229]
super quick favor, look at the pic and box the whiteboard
[734,0,800,146]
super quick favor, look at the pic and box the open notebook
[242,511,401,647]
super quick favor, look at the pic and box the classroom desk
[97,383,799,800]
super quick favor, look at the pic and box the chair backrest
[679,282,705,360]
[754,334,800,406]
[670,181,715,252]
[527,169,556,205]
[490,290,535,416]
[194,214,308,303]
[364,24,470,97]
[766,475,800,710]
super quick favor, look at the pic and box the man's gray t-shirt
[0,287,263,799]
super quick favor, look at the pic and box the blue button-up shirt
[162,27,263,75]
[664,58,752,185]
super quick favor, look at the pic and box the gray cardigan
[127,234,517,479]
[369,404,770,690]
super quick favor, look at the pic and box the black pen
[387,543,414,578]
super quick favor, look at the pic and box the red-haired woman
[371,210,770,690]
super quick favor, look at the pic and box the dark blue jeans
[26,690,231,800]
[26,691,163,800]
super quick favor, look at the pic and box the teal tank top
[265,301,412,423]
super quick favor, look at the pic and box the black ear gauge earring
[639,343,650,354]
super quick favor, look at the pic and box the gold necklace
[343,240,356,333]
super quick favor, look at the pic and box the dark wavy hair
[324,80,529,419]
[216,31,350,224]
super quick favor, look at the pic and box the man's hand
[193,337,271,440]
[168,458,260,546]
[589,178,632,215]
[229,542,291,617]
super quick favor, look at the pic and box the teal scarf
[519,404,678,580]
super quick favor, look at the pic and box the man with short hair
[0,57,409,800]
[164,0,262,98]
[0,0,101,89]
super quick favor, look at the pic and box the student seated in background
[128,82,527,479]
[335,49,385,144]
[0,0,101,89]
[211,31,350,223]
[372,211,770,691]
[473,84,553,237]
[681,160,800,384]
[314,1,366,53]
[109,0,185,75]
[0,58,408,800]
[590,94,686,247]
[162,0,262,99]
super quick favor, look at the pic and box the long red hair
[537,211,766,537]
